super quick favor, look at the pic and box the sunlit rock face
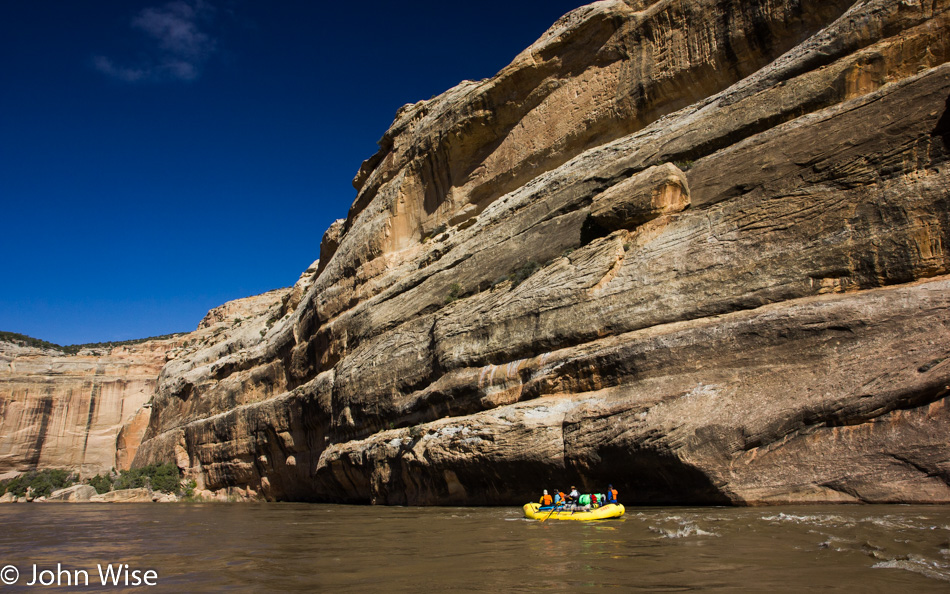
[128,0,950,505]
[0,340,168,479]
[0,285,298,480]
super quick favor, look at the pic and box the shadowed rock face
[122,0,950,504]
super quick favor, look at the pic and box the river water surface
[0,504,948,592]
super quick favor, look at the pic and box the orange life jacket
[609,488,618,502]
[541,493,553,506]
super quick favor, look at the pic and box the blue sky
[1,1,585,345]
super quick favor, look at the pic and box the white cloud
[92,56,148,83]
[133,1,215,60]
[93,0,217,83]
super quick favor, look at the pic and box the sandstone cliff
[0,283,301,479]
[0,339,168,479]
[126,0,950,504]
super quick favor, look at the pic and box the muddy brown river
[0,504,947,591]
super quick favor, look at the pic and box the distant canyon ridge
[2,0,949,504]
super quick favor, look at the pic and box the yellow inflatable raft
[523,502,625,521]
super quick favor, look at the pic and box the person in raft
[568,486,580,504]
[539,490,554,508]
[606,484,619,504]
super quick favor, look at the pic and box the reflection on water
[0,504,948,592]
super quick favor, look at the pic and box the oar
[538,505,557,522]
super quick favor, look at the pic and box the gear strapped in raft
[523,502,625,521]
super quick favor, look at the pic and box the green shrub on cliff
[422,223,447,243]
[510,261,541,287]
[444,283,463,304]
[492,260,543,290]
[673,159,694,170]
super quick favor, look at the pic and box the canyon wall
[0,284,300,479]
[69,0,950,504]
[0,340,167,479]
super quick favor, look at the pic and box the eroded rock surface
[590,163,691,232]
[77,0,950,504]
[0,339,172,479]
[0,287,292,479]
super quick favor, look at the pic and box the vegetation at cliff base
[116,463,181,493]
[0,469,77,498]
[90,463,182,494]
[1,463,183,498]
[87,473,113,495]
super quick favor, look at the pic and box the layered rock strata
[0,284,299,479]
[124,0,950,504]
[0,339,170,479]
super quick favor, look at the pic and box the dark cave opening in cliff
[572,447,733,506]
